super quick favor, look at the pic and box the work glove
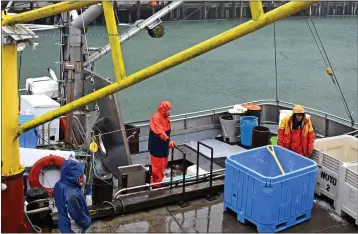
[168,140,175,149]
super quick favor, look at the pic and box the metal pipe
[26,207,51,215]
[42,124,45,146]
[2,1,99,26]
[250,0,264,20]
[346,129,358,135]
[5,1,14,13]
[170,148,174,189]
[182,148,186,194]
[20,24,61,32]
[83,0,184,67]
[102,0,126,81]
[17,1,318,136]
[196,142,199,182]
[65,70,74,146]
[70,3,103,29]
[198,142,214,188]
[26,199,50,206]
[113,169,225,199]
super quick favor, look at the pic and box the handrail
[113,170,225,200]
[176,146,187,195]
[197,141,214,188]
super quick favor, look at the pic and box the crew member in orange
[278,105,315,157]
[148,101,175,187]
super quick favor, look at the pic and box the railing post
[170,148,174,189]
[196,142,200,182]
[197,141,216,201]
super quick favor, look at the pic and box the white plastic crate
[20,95,60,146]
[335,162,358,225]
[311,135,358,207]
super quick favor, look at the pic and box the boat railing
[126,99,357,136]
[346,129,358,137]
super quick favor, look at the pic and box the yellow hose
[266,145,285,175]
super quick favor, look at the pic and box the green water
[19,16,358,122]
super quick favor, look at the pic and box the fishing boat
[1,1,357,233]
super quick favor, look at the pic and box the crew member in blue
[54,159,91,233]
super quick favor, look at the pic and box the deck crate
[312,135,358,207]
[335,162,358,225]
[224,145,317,233]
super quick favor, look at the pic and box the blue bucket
[239,116,258,147]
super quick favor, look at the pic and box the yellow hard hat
[293,105,305,114]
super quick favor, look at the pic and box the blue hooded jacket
[54,159,91,233]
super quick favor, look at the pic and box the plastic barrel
[19,115,38,148]
[239,116,258,147]
[92,174,113,204]
[242,103,262,125]
[252,126,270,148]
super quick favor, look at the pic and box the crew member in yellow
[278,105,315,157]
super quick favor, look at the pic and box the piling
[10,1,358,25]
[219,2,225,19]
[136,1,141,21]
[231,1,237,19]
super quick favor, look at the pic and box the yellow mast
[102,0,126,81]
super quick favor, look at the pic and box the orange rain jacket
[148,101,172,157]
[277,114,315,157]
[148,101,172,186]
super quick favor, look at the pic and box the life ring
[28,155,65,196]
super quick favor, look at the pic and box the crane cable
[303,10,354,125]
[273,23,279,105]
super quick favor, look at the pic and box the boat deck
[86,134,358,233]
[87,194,358,233]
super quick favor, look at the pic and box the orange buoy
[242,103,262,111]
[150,0,158,6]
[28,155,65,196]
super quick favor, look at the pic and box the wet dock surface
[87,194,358,233]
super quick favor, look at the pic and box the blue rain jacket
[54,159,91,233]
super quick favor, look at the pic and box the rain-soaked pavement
[87,193,358,233]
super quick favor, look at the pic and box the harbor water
[19,16,358,122]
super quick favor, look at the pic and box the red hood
[157,101,172,118]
